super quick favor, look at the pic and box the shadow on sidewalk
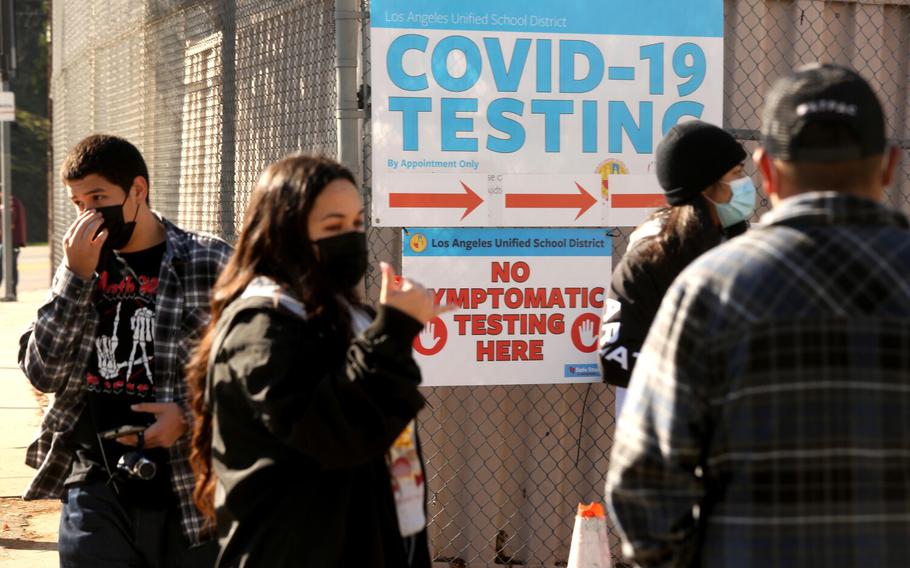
[0,537,58,551]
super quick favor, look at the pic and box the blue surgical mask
[708,177,756,228]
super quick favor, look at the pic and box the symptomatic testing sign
[403,228,611,386]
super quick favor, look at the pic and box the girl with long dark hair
[598,121,755,394]
[187,154,443,567]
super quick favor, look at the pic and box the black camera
[111,429,157,481]
[117,450,157,480]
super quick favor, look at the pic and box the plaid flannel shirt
[607,193,910,567]
[18,215,232,545]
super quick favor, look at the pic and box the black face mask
[95,193,140,251]
[314,231,368,290]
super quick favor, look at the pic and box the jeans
[59,481,218,568]
[0,243,19,294]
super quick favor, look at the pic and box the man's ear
[753,147,777,198]
[131,176,150,205]
[881,145,901,189]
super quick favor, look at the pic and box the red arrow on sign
[611,194,666,208]
[504,182,598,220]
[389,182,484,220]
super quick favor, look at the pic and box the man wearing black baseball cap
[755,62,899,204]
[607,63,910,567]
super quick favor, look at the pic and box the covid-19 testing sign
[403,228,611,386]
[370,0,723,227]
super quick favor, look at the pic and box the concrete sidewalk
[0,246,60,566]
[2,245,53,298]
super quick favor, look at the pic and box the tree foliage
[9,0,49,243]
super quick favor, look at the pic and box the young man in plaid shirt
[607,64,910,566]
[18,134,232,567]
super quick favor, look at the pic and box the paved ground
[2,245,53,297]
[0,245,60,566]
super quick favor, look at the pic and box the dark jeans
[0,244,18,294]
[59,481,218,568]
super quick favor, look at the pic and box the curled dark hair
[61,134,151,202]
[186,154,358,526]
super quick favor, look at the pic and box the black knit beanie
[656,121,747,206]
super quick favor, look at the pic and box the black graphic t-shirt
[67,242,175,507]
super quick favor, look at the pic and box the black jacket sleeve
[598,215,747,388]
[219,304,425,470]
[598,253,663,388]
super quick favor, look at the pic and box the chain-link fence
[50,1,910,566]
[51,0,339,260]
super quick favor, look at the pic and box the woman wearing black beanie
[598,120,755,395]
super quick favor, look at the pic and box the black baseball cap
[761,63,886,162]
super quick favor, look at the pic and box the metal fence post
[219,0,237,239]
[1,79,12,301]
[335,0,362,182]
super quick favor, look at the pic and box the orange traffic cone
[567,502,613,568]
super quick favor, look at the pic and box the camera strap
[82,250,151,496]
[84,391,123,496]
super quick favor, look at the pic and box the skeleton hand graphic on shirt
[95,336,120,379]
[127,308,155,382]
[94,303,122,379]
[131,308,155,343]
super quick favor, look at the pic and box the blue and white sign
[371,0,724,227]
[403,228,611,385]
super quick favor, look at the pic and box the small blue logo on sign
[564,364,599,378]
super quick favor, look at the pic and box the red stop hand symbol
[571,313,600,354]
[414,317,447,356]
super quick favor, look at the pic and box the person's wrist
[66,263,93,281]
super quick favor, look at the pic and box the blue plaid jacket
[18,215,231,544]
[607,193,910,567]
